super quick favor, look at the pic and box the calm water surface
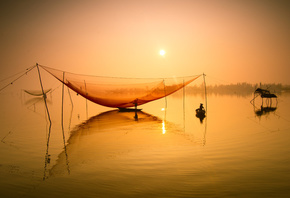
[0,85,290,198]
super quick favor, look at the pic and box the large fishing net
[40,65,201,108]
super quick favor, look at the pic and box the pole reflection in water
[43,117,70,180]
[42,122,51,180]
[162,120,166,134]
[251,95,278,119]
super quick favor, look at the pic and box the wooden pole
[203,73,207,112]
[36,63,51,124]
[183,79,185,131]
[61,72,70,174]
[84,80,88,119]
[36,63,52,180]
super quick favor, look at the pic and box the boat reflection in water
[48,109,186,178]
[255,106,277,117]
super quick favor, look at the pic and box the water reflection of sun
[162,120,166,134]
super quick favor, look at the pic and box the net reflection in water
[49,110,194,178]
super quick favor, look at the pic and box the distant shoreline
[184,83,290,96]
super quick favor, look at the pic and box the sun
[159,49,166,56]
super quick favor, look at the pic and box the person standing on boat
[199,103,204,111]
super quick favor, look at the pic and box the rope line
[0,65,36,92]
[0,65,35,82]
[39,64,202,80]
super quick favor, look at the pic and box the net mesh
[40,65,201,108]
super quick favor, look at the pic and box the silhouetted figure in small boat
[198,103,204,111]
[196,103,206,123]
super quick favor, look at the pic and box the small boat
[195,108,206,123]
[196,103,206,118]
[196,108,206,117]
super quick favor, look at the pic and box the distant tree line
[185,82,290,96]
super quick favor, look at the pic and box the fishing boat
[196,108,206,117]
[195,108,206,123]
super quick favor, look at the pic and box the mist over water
[1,0,290,196]
[0,83,290,197]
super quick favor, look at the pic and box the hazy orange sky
[1,0,290,84]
